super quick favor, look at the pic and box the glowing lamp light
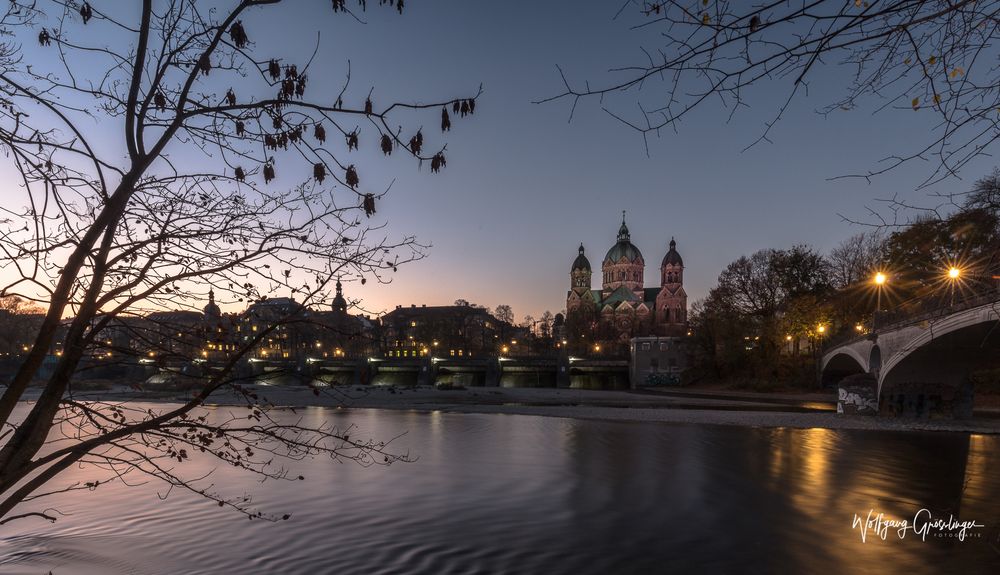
[817,325,826,334]
[785,335,793,341]
[948,267,961,279]
[874,272,887,285]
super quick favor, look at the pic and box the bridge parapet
[821,296,1000,417]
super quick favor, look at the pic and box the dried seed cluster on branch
[0,0,479,526]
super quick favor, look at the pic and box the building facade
[378,303,520,359]
[566,214,688,348]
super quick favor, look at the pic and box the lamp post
[873,272,887,328]
[947,266,960,306]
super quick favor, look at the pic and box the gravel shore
[36,384,1000,435]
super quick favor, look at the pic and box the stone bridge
[240,356,631,389]
[820,296,1000,415]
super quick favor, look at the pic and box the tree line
[687,173,1000,388]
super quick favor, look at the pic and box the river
[1,406,998,574]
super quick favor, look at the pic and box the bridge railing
[822,287,1000,352]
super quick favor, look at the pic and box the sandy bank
[24,384,1000,435]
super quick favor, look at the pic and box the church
[566,214,687,343]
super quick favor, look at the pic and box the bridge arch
[819,349,868,387]
[820,345,868,374]
[878,311,1000,399]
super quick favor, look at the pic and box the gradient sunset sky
[4,1,994,321]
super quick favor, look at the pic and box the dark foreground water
[2,406,999,574]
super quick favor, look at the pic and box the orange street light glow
[874,272,887,285]
[948,267,960,279]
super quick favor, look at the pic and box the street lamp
[947,266,961,305]
[873,271,887,326]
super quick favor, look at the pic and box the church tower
[331,279,347,314]
[571,244,592,291]
[567,244,594,313]
[655,237,687,333]
[203,289,221,322]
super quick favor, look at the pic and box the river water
[1,406,998,574]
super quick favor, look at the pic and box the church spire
[617,210,630,242]
[331,278,347,313]
[203,287,221,319]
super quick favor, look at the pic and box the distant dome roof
[604,213,643,263]
[331,280,347,313]
[572,244,591,271]
[204,289,221,317]
[661,237,683,267]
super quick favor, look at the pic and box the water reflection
[1,406,997,574]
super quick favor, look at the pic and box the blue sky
[4,1,994,321]
[303,0,993,320]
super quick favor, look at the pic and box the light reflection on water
[1,405,999,574]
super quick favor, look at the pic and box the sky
[3,1,996,321]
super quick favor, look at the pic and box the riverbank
[25,383,1000,435]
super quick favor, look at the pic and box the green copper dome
[604,212,643,263]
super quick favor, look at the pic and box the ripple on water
[2,408,999,575]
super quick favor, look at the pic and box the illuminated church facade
[566,214,687,343]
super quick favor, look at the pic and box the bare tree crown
[0,0,479,525]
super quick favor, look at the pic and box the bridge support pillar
[485,359,501,387]
[556,355,570,388]
[417,358,434,387]
[249,360,265,377]
[351,361,361,386]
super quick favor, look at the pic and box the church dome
[604,214,643,263]
[331,280,347,313]
[572,244,591,271]
[203,289,221,318]
[661,237,683,267]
